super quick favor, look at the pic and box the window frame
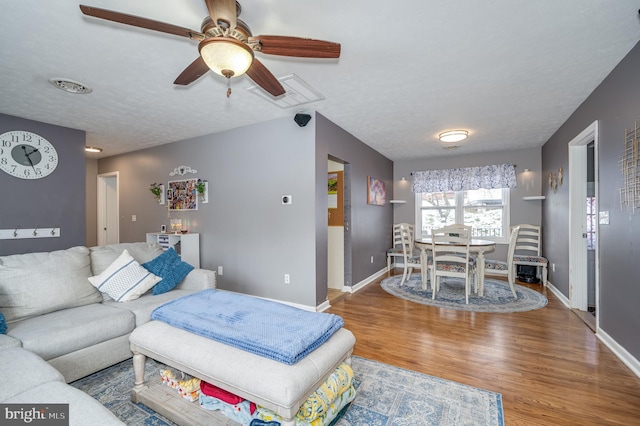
[414,188,510,243]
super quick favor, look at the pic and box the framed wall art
[367,176,386,206]
[168,179,198,211]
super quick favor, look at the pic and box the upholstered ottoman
[129,320,355,425]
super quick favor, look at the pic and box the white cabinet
[146,233,200,268]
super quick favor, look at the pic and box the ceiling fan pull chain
[226,77,232,98]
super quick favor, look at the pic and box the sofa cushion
[7,303,134,361]
[88,250,161,302]
[142,248,194,295]
[89,242,164,276]
[5,381,125,425]
[0,347,64,401]
[0,246,102,324]
[104,288,197,327]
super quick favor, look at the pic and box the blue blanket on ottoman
[151,289,344,365]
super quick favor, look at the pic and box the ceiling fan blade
[249,35,341,58]
[174,57,210,85]
[246,59,286,97]
[79,5,205,41]
[204,0,237,30]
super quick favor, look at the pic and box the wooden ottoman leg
[131,352,147,403]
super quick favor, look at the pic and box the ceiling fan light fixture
[439,130,469,143]
[198,37,254,78]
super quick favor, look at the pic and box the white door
[568,121,599,327]
[97,172,119,245]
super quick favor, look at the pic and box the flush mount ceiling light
[48,78,93,94]
[198,37,254,79]
[85,146,103,153]
[439,130,469,143]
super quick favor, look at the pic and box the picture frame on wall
[168,179,198,211]
[367,176,386,206]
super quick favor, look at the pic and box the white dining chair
[386,223,414,272]
[512,224,548,287]
[399,224,427,287]
[430,224,475,304]
[484,225,520,298]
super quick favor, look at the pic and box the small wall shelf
[522,196,546,200]
[389,200,407,204]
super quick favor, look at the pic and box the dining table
[414,237,496,295]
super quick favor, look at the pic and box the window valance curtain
[411,163,517,193]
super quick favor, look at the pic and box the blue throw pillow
[142,248,194,295]
[0,310,7,334]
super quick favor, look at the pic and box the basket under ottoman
[129,320,356,426]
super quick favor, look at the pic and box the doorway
[568,121,599,331]
[327,157,351,303]
[97,172,119,245]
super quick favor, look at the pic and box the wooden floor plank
[327,271,640,425]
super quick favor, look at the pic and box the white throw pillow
[88,249,161,302]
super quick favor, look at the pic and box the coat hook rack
[0,226,61,240]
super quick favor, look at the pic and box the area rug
[381,274,547,313]
[70,356,504,426]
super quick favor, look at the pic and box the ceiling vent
[248,74,325,108]
[48,78,93,94]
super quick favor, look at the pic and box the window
[586,196,596,250]
[415,188,510,242]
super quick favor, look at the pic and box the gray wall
[96,112,392,308]
[393,147,542,260]
[0,113,86,256]
[315,113,394,302]
[98,116,317,306]
[541,40,640,360]
[85,158,98,247]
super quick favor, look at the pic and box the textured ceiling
[1,1,639,160]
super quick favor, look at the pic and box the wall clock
[0,130,59,179]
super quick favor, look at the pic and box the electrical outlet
[370,256,374,263]
[131,215,136,222]
[218,266,223,276]
[552,263,556,272]
[284,274,290,284]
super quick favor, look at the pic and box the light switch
[132,215,137,222]
[599,211,609,225]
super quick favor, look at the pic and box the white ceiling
[2,1,639,160]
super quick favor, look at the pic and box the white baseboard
[347,267,388,294]
[318,268,388,312]
[315,299,331,312]
[596,328,640,379]
[546,280,640,379]
[545,280,571,308]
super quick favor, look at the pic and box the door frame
[568,120,598,324]
[97,171,119,246]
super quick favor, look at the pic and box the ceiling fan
[79,0,341,97]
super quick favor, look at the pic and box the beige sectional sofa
[0,242,216,424]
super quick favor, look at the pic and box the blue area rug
[71,356,504,425]
[381,274,547,313]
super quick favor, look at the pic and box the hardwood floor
[327,270,640,425]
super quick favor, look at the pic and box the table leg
[420,248,428,290]
[131,352,147,403]
[476,249,485,296]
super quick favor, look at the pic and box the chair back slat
[513,224,541,256]
[431,224,472,276]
